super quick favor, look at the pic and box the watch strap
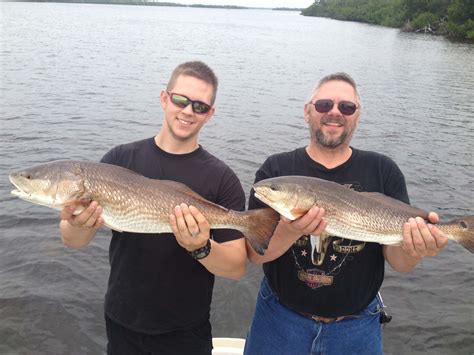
[188,239,212,260]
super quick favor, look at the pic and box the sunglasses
[313,99,358,116]
[167,92,212,114]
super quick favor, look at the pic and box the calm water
[1,3,473,354]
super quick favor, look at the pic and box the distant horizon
[141,0,314,9]
[5,0,314,9]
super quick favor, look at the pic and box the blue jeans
[244,278,383,355]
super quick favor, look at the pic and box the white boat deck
[212,338,245,355]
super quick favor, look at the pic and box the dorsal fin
[159,180,229,211]
[361,192,429,218]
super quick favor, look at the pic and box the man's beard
[314,129,348,148]
[311,116,354,149]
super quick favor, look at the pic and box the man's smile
[177,117,194,126]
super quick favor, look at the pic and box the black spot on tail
[453,216,474,254]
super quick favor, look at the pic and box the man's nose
[182,103,194,115]
[328,103,342,115]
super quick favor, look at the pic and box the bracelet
[187,239,212,260]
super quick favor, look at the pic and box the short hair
[167,61,219,105]
[310,72,360,103]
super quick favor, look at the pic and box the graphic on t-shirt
[291,179,368,290]
[297,268,333,288]
[292,235,366,289]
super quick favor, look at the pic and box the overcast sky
[163,0,315,8]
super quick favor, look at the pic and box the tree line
[301,0,474,41]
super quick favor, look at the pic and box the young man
[60,61,247,354]
[244,73,448,354]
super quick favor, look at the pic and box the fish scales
[79,162,227,233]
[294,182,409,244]
[10,160,280,255]
[253,175,474,253]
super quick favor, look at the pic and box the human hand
[60,200,104,230]
[279,206,327,238]
[401,212,448,259]
[245,206,326,264]
[170,203,211,252]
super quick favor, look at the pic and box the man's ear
[304,103,311,123]
[159,90,168,110]
[203,107,215,123]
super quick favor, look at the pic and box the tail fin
[446,215,474,253]
[242,208,279,255]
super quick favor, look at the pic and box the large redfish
[253,175,473,253]
[9,160,279,254]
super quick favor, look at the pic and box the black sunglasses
[313,99,358,116]
[167,92,212,114]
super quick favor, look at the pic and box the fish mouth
[254,191,270,206]
[9,175,57,208]
[254,191,296,221]
[10,188,62,210]
[11,189,26,197]
[9,176,26,198]
[11,188,35,203]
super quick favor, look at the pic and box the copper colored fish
[10,160,279,255]
[254,175,473,253]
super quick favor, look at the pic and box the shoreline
[5,0,303,11]
[5,0,472,42]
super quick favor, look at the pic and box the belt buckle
[311,315,339,323]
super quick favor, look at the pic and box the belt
[300,312,346,323]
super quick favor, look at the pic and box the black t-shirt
[100,137,245,334]
[249,147,409,317]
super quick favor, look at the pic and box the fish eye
[460,221,467,229]
[269,184,279,191]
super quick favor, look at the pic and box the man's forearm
[383,245,422,273]
[60,220,97,248]
[199,239,247,280]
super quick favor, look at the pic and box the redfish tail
[448,215,474,253]
[242,208,279,255]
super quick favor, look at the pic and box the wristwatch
[188,239,212,260]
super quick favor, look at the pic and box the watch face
[195,250,209,259]
[189,240,211,260]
